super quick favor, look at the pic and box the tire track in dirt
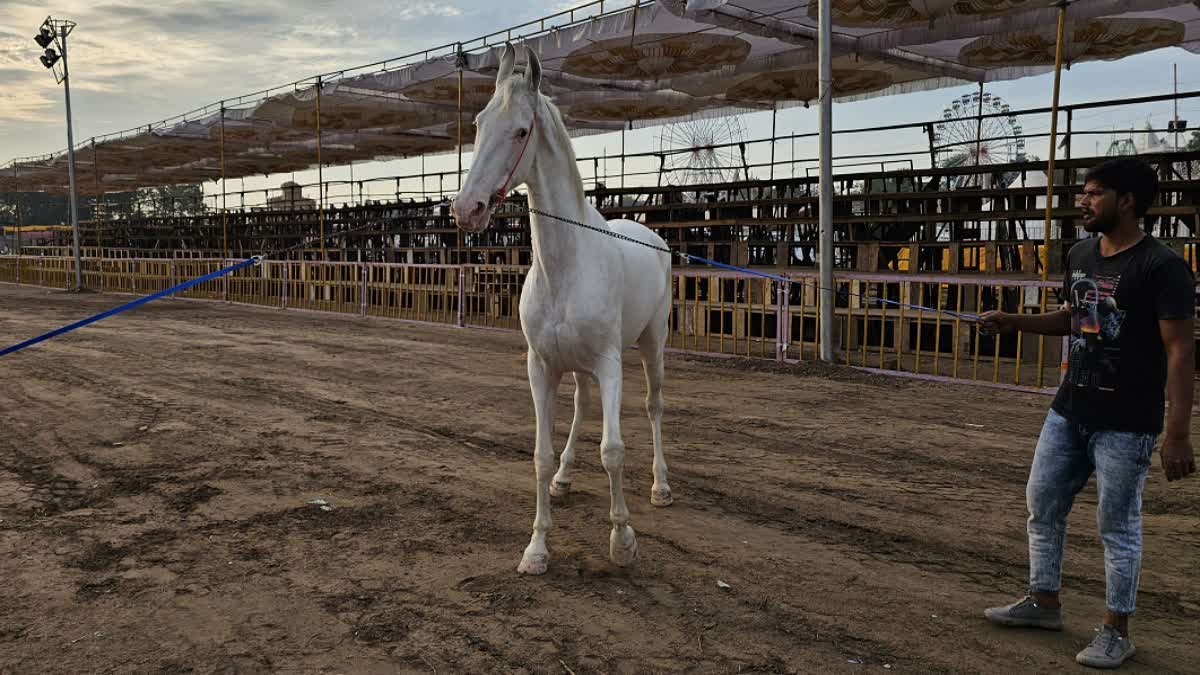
[144,363,1200,626]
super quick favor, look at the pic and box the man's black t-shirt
[1051,235,1195,434]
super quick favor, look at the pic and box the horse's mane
[535,93,587,211]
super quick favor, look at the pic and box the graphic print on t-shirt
[1067,271,1126,391]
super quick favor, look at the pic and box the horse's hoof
[651,486,673,507]
[517,553,549,575]
[609,526,638,567]
[549,480,571,498]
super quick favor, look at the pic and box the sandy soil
[1,284,1198,675]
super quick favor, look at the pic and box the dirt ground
[1,284,1198,675]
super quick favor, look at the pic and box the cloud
[0,88,61,125]
[392,2,463,21]
[0,1,567,160]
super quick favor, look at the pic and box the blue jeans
[1027,408,1157,615]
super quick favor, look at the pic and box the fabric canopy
[5,0,1199,194]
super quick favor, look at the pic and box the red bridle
[488,103,538,210]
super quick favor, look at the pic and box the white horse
[450,43,674,575]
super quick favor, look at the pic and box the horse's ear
[524,45,542,92]
[497,42,516,83]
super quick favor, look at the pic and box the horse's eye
[517,128,528,139]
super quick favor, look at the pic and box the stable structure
[5,0,1200,367]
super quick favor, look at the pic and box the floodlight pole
[43,17,84,291]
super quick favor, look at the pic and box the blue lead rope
[0,257,260,358]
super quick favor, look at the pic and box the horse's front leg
[517,351,562,575]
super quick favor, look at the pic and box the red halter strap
[491,103,538,208]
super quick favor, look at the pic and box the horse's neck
[525,105,589,282]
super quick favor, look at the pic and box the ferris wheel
[933,91,1026,187]
[658,116,747,185]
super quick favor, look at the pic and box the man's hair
[1083,157,1160,218]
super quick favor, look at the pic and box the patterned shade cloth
[7,0,1199,193]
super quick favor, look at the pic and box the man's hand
[1160,436,1195,482]
[979,310,1015,336]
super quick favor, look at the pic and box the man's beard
[1081,208,1117,233]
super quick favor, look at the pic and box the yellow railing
[669,272,782,360]
[366,263,460,325]
[0,257,18,284]
[1,256,1070,392]
[462,265,526,331]
[281,260,363,315]
[810,274,1063,390]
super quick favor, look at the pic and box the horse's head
[451,43,543,233]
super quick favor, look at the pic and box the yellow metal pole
[719,277,726,354]
[952,285,963,378]
[915,282,924,373]
[706,276,713,353]
[1038,1,1069,388]
[860,282,869,367]
[932,284,944,376]
[758,279,766,358]
[972,284,984,380]
[844,281,853,366]
[878,285,886,370]
[1015,297,1025,385]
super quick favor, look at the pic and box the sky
[4,0,1200,205]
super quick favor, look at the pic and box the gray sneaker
[983,594,1064,630]
[1076,624,1135,669]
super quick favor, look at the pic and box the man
[979,156,1195,669]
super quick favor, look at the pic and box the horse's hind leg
[551,372,590,498]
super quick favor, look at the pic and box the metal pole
[219,102,228,262]
[1065,109,1072,160]
[15,184,23,263]
[1174,63,1180,150]
[316,76,325,261]
[60,29,83,291]
[974,81,984,182]
[926,123,937,170]
[770,106,777,181]
[1042,1,1067,283]
[817,0,834,362]
[92,138,103,290]
[620,127,626,189]
[457,54,464,265]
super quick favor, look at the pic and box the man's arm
[979,306,1072,336]
[1159,317,1195,481]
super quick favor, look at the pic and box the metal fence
[0,256,1064,393]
